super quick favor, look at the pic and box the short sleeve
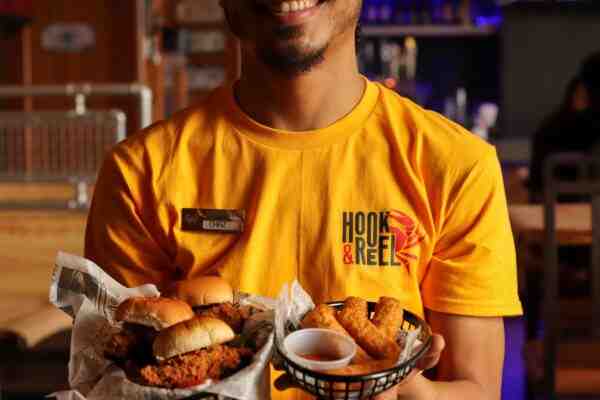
[421,149,523,317]
[84,147,175,288]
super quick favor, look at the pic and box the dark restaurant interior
[1,0,599,399]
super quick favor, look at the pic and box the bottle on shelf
[455,87,468,126]
[419,0,433,25]
[362,0,501,28]
[393,0,411,25]
[472,0,502,27]
[441,0,457,24]
[457,0,471,25]
[429,0,445,24]
[379,0,393,24]
[364,0,381,24]
[409,0,421,25]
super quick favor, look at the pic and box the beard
[222,0,361,76]
[257,25,328,76]
[259,44,327,75]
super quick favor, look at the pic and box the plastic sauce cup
[284,328,357,371]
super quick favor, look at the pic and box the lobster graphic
[388,210,425,270]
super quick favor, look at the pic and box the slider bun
[153,316,235,360]
[115,297,194,330]
[165,276,234,307]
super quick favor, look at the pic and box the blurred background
[0,0,599,399]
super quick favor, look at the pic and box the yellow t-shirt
[85,78,522,399]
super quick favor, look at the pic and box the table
[0,209,87,297]
[0,208,84,396]
[510,203,600,337]
[0,208,84,345]
[509,203,592,246]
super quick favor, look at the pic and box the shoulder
[373,83,497,176]
[107,87,226,172]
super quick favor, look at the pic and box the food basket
[276,301,432,400]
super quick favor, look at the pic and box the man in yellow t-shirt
[85,0,521,399]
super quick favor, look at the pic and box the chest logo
[341,210,425,269]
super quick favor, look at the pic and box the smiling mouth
[254,0,326,15]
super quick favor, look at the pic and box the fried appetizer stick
[327,358,396,376]
[325,358,398,391]
[371,297,404,341]
[301,304,372,363]
[337,297,400,360]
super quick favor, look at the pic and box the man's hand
[415,333,446,371]
[373,333,446,400]
[379,311,505,400]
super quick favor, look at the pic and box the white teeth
[272,0,318,13]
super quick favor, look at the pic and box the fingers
[416,333,445,371]
[373,385,399,400]
[274,373,299,391]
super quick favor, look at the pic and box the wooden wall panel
[26,0,146,134]
[0,26,31,109]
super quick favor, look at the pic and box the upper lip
[255,0,285,6]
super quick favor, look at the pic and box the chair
[541,152,600,399]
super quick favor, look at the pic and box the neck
[235,39,365,131]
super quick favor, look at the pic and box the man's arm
[85,145,176,288]
[395,311,504,400]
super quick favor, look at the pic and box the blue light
[475,15,503,27]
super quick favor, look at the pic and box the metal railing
[0,83,152,209]
[0,83,152,130]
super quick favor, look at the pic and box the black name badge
[181,209,245,233]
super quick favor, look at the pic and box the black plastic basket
[276,301,432,400]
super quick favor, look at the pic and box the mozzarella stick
[336,297,400,360]
[325,359,397,391]
[301,304,372,363]
[327,358,396,376]
[371,297,403,341]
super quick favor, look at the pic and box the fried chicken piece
[138,345,253,389]
[371,297,404,341]
[301,304,372,363]
[337,297,400,360]
[104,330,138,361]
[195,303,251,333]
[104,324,158,364]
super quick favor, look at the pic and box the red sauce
[298,353,341,362]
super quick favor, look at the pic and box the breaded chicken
[104,324,157,364]
[195,303,251,333]
[138,344,253,389]
[104,330,138,360]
